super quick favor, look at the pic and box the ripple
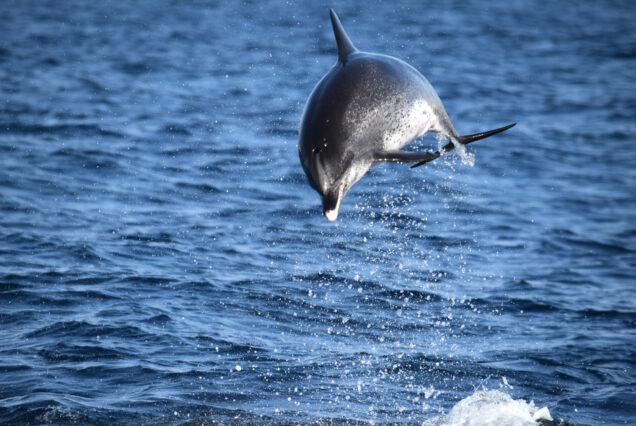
[173,181,221,194]
[25,321,147,340]
[0,122,124,138]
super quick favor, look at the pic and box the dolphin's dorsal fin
[329,9,357,63]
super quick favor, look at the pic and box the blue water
[1,0,635,424]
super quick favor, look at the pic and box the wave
[0,389,559,425]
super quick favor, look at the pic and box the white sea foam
[426,390,552,426]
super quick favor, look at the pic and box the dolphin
[298,9,515,221]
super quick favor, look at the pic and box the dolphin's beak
[324,208,339,222]
[322,189,342,222]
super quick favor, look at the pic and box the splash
[426,390,552,426]
[437,133,475,166]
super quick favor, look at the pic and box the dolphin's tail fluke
[330,9,357,63]
[410,123,516,168]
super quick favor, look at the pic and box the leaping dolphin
[298,9,515,221]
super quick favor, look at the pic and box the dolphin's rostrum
[298,9,515,221]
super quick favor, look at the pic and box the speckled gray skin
[299,9,514,221]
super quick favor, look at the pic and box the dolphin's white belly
[381,97,439,151]
[346,94,439,153]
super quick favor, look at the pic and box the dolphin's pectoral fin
[457,123,516,145]
[374,150,440,165]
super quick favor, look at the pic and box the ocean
[1,0,634,424]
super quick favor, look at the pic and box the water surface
[1,0,634,424]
